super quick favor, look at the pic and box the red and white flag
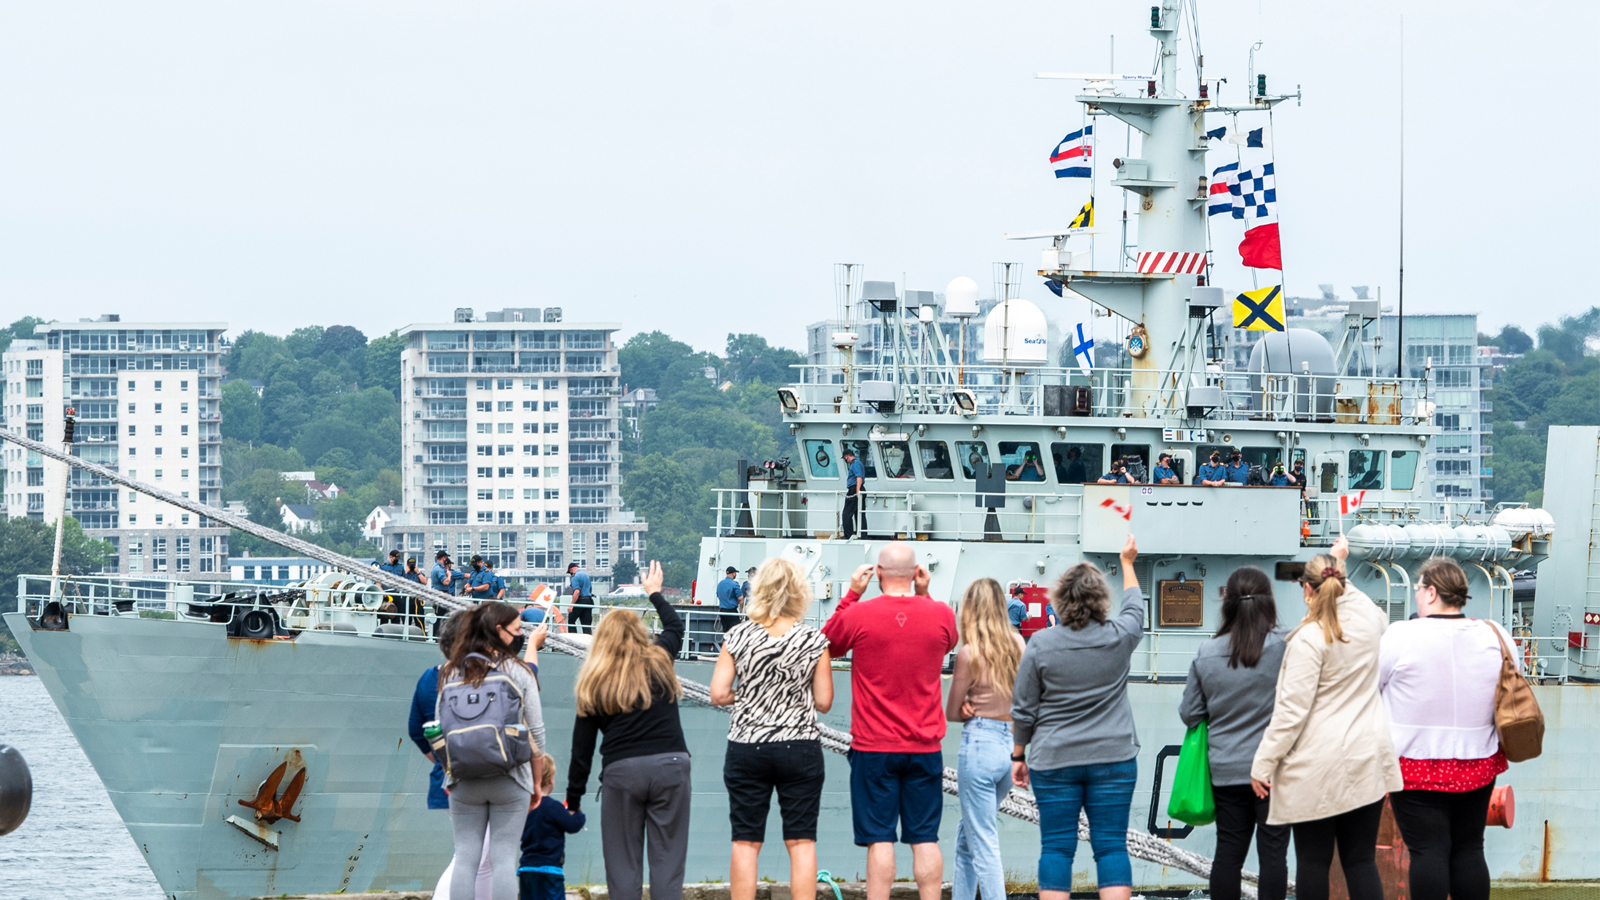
[1136,251,1206,274]
[1100,496,1132,521]
[1339,491,1366,515]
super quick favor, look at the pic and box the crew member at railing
[1225,451,1250,485]
[1268,463,1294,487]
[1097,459,1135,484]
[567,562,595,635]
[1007,450,1046,482]
[404,557,428,586]
[431,550,458,594]
[841,448,866,540]
[1153,453,1180,485]
[716,567,745,640]
[381,549,405,579]
[466,556,496,599]
[1197,452,1229,486]
[486,559,507,600]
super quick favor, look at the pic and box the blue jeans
[1031,757,1138,891]
[954,717,1013,900]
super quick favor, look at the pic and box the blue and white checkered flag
[1234,162,1276,221]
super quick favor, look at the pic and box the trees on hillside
[1485,307,1600,505]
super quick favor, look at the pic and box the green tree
[1485,307,1600,504]
[365,330,406,399]
[1499,325,1533,355]
[220,380,263,443]
[621,454,714,588]
[260,381,311,446]
[0,517,112,649]
[0,316,48,355]
[285,325,326,359]
[724,333,803,385]
[619,331,695,392]
[611,556,639,585]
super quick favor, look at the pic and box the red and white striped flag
[1137,251,1206,274]
[1099,496,1132,521]
[1339,491,1366,515]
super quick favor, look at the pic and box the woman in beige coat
[1250,536,1402,900]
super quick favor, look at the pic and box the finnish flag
[1071,321,1095,374]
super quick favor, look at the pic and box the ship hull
[8,610,1592,900]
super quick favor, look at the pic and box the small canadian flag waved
[1340,491,1367,515]
[1100,496,1133,521]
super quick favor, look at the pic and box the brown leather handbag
[1488,625,1545,762]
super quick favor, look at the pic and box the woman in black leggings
[1249,538,1402,900]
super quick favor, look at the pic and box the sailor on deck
[1197,452,1228,486]
[841,447,866,540]
[1225,451,1250,485]
[1153,453,1180,485]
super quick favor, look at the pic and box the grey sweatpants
[601,751,693,900]
[448,774,532,900]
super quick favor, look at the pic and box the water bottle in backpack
[431,653,535,780]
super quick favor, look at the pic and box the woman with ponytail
[1251,536,1401,900]
[1178,567,1289,900]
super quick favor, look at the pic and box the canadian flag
[1340,491,1366,515]
[1100,496,1133,521]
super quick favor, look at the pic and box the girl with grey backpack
[435,601,547,900]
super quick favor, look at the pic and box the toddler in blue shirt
[520,754,587,900]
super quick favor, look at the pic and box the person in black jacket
[567,560,689,900]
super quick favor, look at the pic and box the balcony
[424,498,469,508]
[422,409,468,419]
[427,452,469,463]
[568,451,617,463]
[426,475,469,485]
[568,385,620,397]
[568,430,620,441]
[70,500,119,511]
[568,473,619,485]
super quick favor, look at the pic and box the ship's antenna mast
[1397,15,1405,377]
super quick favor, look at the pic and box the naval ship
[7,3,1600,898]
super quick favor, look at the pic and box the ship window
[917,441,953,480]
[878,441,914,478]
[1111,443,1151,483]
[956,441,990,480]
[999,442,1046,482]
[1239,447,1282,469]
[1349,450,1385,490]
[803,440,838,479]
[1051,442,1101,484]
[1390,449,1419,491]
[841,440,877,478]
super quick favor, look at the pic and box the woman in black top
[567,560,689,900]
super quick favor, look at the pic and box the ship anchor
[238,761,305,824]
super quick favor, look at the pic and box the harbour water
[0,676,164,900]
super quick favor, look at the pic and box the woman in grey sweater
[1178,567,1288,900]
[1011,534,1141,900]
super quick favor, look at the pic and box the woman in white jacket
[1379,557,1512,900]
[1250,537,1402,900]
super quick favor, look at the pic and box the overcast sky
[0,1,1590,352]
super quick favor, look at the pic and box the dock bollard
[0,744,32,836]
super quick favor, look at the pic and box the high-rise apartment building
[1,317,229,576]
[382,307,645,590]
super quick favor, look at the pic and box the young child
[519,754,587,900]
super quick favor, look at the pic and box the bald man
[822,542,957,900]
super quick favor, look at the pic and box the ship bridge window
[841,440,877,478]
[1349,450,1385,490]
[956,441,990,480]
[878,441,914,478]
[1051,443,1101,484]
[918,441,953,480]
[1111,444,1151,483]
[803,440,838,478]
[999,442,1046,482]
[1391,449,1419,491]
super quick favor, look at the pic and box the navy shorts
[847,749,944,846]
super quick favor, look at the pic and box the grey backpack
[431,653,535,780]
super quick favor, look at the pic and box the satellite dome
[982,298,1049,367]
[945,277,980,317]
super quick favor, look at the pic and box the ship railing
[710,486,1085,543]
[786,365,1429,425]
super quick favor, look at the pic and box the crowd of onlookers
[409,534,1515,900]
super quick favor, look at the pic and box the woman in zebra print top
[710,557,834,900]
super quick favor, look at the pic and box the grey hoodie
[1178,629,1287,786]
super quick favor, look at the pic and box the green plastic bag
[1167,720,1216,826]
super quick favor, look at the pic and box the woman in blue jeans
[945,579,1026,900]
[1012,534,1142,900]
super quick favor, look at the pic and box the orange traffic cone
[1487,784,1515,828]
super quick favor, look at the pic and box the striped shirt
[724,621,830,744]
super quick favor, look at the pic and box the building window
[128,425,137,436]
[546,511,559,523]
[524,511,538,524]
[477,445,492,456]
[523,423,537,433]
[477,423,492,433]
[154,403,162,413]
[180,404,189,415]
[477,511,494,522]
[154,469,163,480]
[497,423,513,434]
[497,379,512,390]
[498,489,513,500]
[154,381,163,391]
[524,488,537,499]
[181,447,189,458]
[498,445,513,456]
[181,469,189,480]
[545,489,560,500]
[128,403,135,413]
[498,511,513,524]
[155,447,163,457]
[243,565,256,580]
[477,401,492,412]
[477,489,493,500]
[498,401,513,412]
[181,381,189,391]
[523,400,537,411]
[128,381,136,391]
[546,445,560,456]
[543,422,560,433]
[180,426,189,437]
[523,466,539,477]
[477,466,494,478]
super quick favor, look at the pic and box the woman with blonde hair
[565,561,691,900]
[946,578,1026,900]
[1012,534,1143,900]
[710,557,833,900]
[1251,536,1401,900]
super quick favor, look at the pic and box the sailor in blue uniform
[1268,462,1294,486]
[465,555,495,598]
[1097,459,1135,484]
[1225,450,1250,485]
[1153,452,1180,485]
[1197,451,1228,486]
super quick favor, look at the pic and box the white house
[363,505,395,541]
[279,503,318,534]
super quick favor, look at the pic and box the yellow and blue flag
[1233,284,1285,331]
[1069,198,1093,229]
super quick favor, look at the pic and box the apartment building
[382,307,646,591]
[1,317,228,576]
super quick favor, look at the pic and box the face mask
[508,632,526,656]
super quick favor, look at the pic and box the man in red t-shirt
[823,541,957,900]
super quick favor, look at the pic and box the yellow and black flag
[1068,198,1093,229]
[1233,284,1285,331]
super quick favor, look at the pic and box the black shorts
[723,739,826,843]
